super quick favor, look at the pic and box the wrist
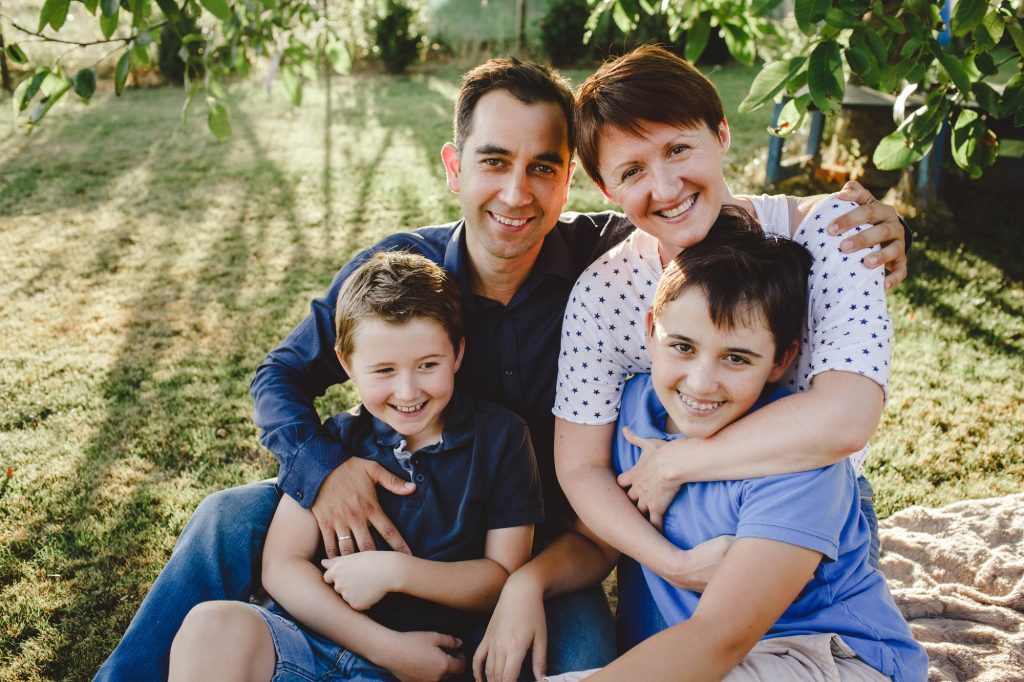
[389,552,414,593]
[504,562,546,600]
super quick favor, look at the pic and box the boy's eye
[724,354,750,365]
[419,361,439,370]
[373,367,394,375]
[671,342,694,354]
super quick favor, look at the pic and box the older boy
[169,252,544,681]
[542,208,927,681]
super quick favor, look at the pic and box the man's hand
[311,457,415,558]
[831,180,908,290]
[652,535,735,592]
[320,552,403,611]
[473,574,547,682]
[387,631,466,682]
[616,427,683,529]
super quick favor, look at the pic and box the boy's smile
[340,317,464,452]
[646,288,794,439]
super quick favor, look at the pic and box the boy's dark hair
[575,45,725,187]
[334,252,463,360]
[454,57,576,156]
[651,206,813,362]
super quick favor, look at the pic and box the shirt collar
[368,390,474,453]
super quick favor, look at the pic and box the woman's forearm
[670,371,884,485]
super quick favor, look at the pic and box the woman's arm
[585,537,822,682]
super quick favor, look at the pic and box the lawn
[1,62,1022,680]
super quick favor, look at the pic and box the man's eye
[532,164,556,175]
[483,158,504,167]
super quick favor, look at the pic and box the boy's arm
[263,495,465,679]
[585,537,822,681]
[322,525,534,612]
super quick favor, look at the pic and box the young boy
[548,207,927,681]
[168,252,544,682]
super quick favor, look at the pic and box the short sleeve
[736,464,855,561]
[484,410,545,529]
[790,196,892,397]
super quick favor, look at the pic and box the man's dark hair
[651,206,813,362]
[454,57,575,156]
[575,45,725,187]
[335,251,463,360]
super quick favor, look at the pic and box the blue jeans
[94,481,616,681]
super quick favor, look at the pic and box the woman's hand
[650,535,735,592]
[831,180,908,290]
[616,427,685,529]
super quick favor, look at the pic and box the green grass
[1,62,1021,680]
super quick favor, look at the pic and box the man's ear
[767,340,799,383]
[441,143,460,193]
[453,338,466,373]
[718,118,731,154]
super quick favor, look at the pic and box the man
[96,57,907,682]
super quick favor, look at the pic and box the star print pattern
[553,193,892,473]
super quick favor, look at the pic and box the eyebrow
[474,144,565,166]
[666,333,765,359]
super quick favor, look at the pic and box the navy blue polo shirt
[252,212,633,542]
[321,391,544,637]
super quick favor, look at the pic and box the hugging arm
[585,537,822,681]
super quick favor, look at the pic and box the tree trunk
[1,30,11,93]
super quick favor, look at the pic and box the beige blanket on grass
[879,493,1024,681]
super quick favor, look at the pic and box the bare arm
[586,537,822,681]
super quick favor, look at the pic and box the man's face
[646,288,794,439]
[442,89,575,269]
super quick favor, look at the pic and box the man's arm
[585,537,822,681]
[261,495,465,680]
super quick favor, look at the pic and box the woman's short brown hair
[575,45,725,187]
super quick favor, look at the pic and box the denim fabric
[857,475,881,570]
[94,481,280,681]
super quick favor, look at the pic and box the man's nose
[498,168,532,207]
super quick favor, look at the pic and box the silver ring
[337,535,352,542]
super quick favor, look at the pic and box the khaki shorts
[541,633,889,682]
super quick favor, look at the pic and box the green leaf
[972,82,1000,117]
[115,50,131,96]
[5,43,28,65]
[951,0,986,37]
[751,0,783,15]
[739,57,806,113]
[259,0,276,8]
[181,82,200,127]
[978,10,1004,45]
[101,0,118,16]
[100,9,119,39]
[154,0,179,18]
[38,0,71,32]
[207,100,232,139]
[902,12,928,40]
[873,129,928,170]
[973,51,997,75]
[132,41,151,66]
[13,70,49,114]
[808,41,844,114]
[879,13,904,34]
[326,40,351,75]
[824,7,858,29]
[861,27,887,61]
[684,14,711,63]
[721,22,755,66]
[772,94,811,136]
[794,0,828,34]
[72,67,97,103]
[844,46,873,80]
[82,0,99,13]
[611,1,636,34]
[280,64,302,106]
[1006,15,1024,60]
[27,73,72,125]
[200,0,232,21]
[950,108,997,178]
[931,42,971,96]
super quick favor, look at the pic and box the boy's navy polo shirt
[253,212,633,543]
[321,391,544,638]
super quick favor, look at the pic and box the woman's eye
[621,167,640,181]
[670,144,689,156]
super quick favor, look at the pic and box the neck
[466,245,541,306]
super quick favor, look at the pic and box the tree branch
[1,15,167,47]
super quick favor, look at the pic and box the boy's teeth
[493,213,529,227]
[680,394,722,412]
[660,194,696,218]
[394,402,425,413]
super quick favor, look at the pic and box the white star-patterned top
[553,194,891,473]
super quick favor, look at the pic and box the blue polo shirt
[252,212,633,543]
[320,391,544,637]
[614,375,928,681]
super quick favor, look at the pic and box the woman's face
[596,120,731,259]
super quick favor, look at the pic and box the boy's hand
[320,552,403,610]
[473,575,547,682]
[653,535,735,592]
[831,180,908,291]
[312,457,415,558]
[387,631,466,682]
[617,427,682,529]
